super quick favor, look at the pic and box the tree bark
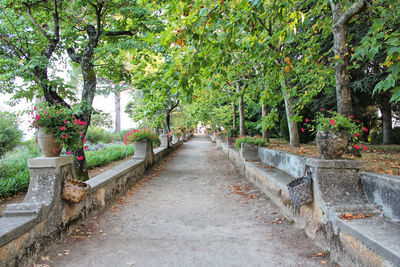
[330,0,366,116]
[236,83,245,136]
[281,79,300,147]
[115,91,121,133]
[232,101,237,130]
[262,102,269,142]
[380,101,393,145]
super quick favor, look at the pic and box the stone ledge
[28,156,72,168]
[361,172,400,222]
[337,216,400,266]
[87,159,144,192]
[0,216,36,247]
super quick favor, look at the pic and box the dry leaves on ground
[339,212,372,221]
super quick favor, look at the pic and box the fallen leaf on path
[127,261,136,265]
[319,260,327,265]
[41,256,50,261]
[316,252,325,257]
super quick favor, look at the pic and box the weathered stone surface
[258,147,306,178]
[240,143,259,161]
[132,140,154,169]
[361,172,400,222]
[316,129,348,159]
[160,134,168,147]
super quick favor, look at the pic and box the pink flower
[60,126,64,131]
[330,119,335,126]
[65,134,69,138]
[301,128,305,132]
[63,120,68,123]
[363,127,368,132]
[44,110,48,114]
[66,151,72,155]
[362,145,368,150]
[305,118,309,122]
[35,114,40,120]
[49,115,52,118]
[34,106,37,110]
[53,148,56,154]
[83,138,87,144]
[74,118,80,125]
[353,144,360,150]
[76,156,83,161]
[84,145,88,150]
[57,110,61,115]
[354,133,360,138]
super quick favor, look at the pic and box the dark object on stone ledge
[287,176,313,207]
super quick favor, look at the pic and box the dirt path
[35,136,333,266]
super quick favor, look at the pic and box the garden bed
[267,139,400,176]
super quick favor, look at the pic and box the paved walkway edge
[214,136,400,267]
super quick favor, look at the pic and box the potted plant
[310,111,366,159]
[169,129,183,143]
[123,129,159,167]
[30,103,87,157]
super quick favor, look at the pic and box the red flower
[63,120,68,123]
[305,118,309,122]
[57,110,61,115]
[34,106,37,110]
[363,127,368,132]
[53,148,57,154]
[76,156,83,161]
[354,133,360,138]
[362,145,368,150]
[66,151,72,155]
[44,110,48,114]
[35,114,40,120]
[330,119,335,126]
[301,128,305,132]
[353,144,360,150]
[84,145,88,150]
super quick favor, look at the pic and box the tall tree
[330,0,366,116]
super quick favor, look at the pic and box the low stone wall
[214,137,400,267]
[0,141,183,267]
[361,172,400,222]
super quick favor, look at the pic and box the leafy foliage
[123,129,160,146]
[235,136,267,150]
[0,111,23,156]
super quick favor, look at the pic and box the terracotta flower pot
[37,128,62,157]
[316,129,348,159]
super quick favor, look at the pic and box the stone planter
[226,137,235,148]
[240,142,259,161]
[287,176,313,207]
[211,133,216,143]
[316,129,348,159]
[132,140,154,168]
[160,134,168,147]
[37,128,62,157]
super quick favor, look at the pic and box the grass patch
[86,144,135,169]
[0,143,135,199]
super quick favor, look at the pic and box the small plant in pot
[30,103,87,158]
[123,128,160,147]
[309,111,367,159]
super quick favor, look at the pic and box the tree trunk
[67,24,100,181]
[115,91,121,133]
[330,0,366,116]
[281,78,300,147]
[262,102,269,142]
[232,101,237,130]
[380,102,393,145]
[236,83,246,136]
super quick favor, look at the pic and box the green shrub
[235,136,267,150]
[86,126,119,144]
[0,143,41,198]
[85,143,135,169]
[0,112,23,156]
